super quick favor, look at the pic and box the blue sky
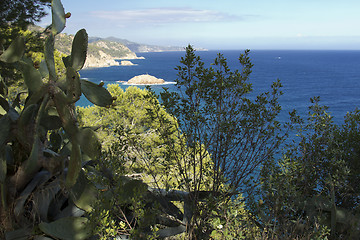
[40,0,360,50]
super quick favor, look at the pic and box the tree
[257,97,360,239]
[0,0,51,88]
[0,0,50,29]
[149,45,290,238]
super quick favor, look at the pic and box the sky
[40,0,360,50]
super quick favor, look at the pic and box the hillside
[55,33,139,68]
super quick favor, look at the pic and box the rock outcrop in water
[127,74,165,85]
[121,60,135,66]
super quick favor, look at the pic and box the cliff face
[55,33,139,68]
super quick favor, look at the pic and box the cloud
[91,8,244,25]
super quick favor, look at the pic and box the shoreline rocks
[120,60,135,66]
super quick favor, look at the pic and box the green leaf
[39,217,91,240]
[71,29,88,71]
[0,76,8,96]
[51,0,66,34]
[69,171,97,212]
[0,37,25,63]
[53,89,78,135]
[78,128,101,159]
[0,115,11,147]
[39,60,50,78]
[33,236,56,240]
[5,227,32,240]
[18,104,37,148]
[18,58,43,93]
[80,79,113,107]
[62,56,71,68]
[33,179,61,221]
[14,171,52,219]
[66,143,82,188]
[0,96,9,114]
[66,67,81,103]
[45,34,57,81]
[0,153,6,183]
[25,137,40,174]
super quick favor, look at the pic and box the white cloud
[91,8,244,24]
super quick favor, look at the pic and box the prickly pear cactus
[0,0,113,239]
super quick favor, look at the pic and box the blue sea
[79,50,360,125]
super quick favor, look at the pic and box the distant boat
[276,56,282,60]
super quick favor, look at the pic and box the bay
[79,50,360,125]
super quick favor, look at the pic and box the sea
[78,50,360,126]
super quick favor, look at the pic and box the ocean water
[79,50,360,125]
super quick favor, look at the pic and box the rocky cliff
[55,33,140,68]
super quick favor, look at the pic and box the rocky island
[126,74,165,85]
[120,60,136,66]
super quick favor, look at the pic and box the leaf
[33,236,56,240]
[45,34,57,81]
[78,128,101,159]
[5,227,32,240]
[69,171,97,212]
[0,153,6,183]
[39,217,91,240]
[62,56,71,68]
[33,179,61,222]
[66,67,81,103]
[0,115,11,147]
[53,202,85,220]
[53,89,78,135]
[0,76,8,96]
[18,58,43,93]
[25,137,40,174]
[51,0,66,34]
[39,60,50,78]
[66,143,82,188]
[80,79,113,107]
[71,29,88,71]
[0,37,25,63]
[18,104,37,148]
[14,171,52,219]
[41,115,62,130]
[0,96,9,114]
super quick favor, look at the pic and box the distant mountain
[89,37,186,53]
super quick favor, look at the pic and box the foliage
[150,45,290,238]
[0,27,48,89]
[0,0,115,239]
[256,97,360,239]
[77,85,181,189]
[209,195,259,239]
[0,0,50,29]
